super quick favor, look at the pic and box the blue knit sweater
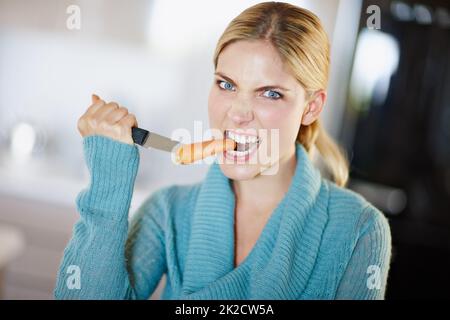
[54,135,392,300]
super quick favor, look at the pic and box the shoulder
[323,179,391,248]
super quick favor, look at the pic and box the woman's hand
[77,94,137,145]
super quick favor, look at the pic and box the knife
[131,126,236,165]
[131,127,180,152]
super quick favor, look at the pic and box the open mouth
[224,129,261,158]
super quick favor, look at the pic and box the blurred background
[0,0,448,299]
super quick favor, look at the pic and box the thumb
[91,93,100,104]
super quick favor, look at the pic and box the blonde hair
[212,1,349,187]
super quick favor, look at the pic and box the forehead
[217,40,296,86]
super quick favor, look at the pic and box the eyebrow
[214,71,291,92]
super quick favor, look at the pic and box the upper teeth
[226,130,258,144]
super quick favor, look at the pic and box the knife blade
[131,127,180,152]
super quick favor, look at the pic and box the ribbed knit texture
[54,135,392,300]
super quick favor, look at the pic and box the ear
[301,90,326,126]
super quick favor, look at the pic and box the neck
[232,144,297,214]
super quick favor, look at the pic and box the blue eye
[262,90,282,100]
[217,80,235,91]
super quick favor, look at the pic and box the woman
[55,2,391,299]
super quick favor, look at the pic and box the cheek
[208,89,230,125]
[255,102,301,135]
[255,102,302,155]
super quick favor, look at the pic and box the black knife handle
[131,127,149,146]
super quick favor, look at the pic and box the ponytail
[298,120,349,187]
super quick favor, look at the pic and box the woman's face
[208,39,311,181]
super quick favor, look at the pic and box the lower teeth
[228,142,258,157]
[235,143,249,152]
[226,150,249,158]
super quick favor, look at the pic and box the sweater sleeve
[335,205,392,300]
[54,135,167,299]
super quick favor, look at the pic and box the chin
[215,129,280,180]
[215,135,263,180]
[218,161,261,181]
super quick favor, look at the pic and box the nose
[227,100,254,125]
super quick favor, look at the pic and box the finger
[93,102,119,120]
[85,101,104,117]
[118,113,137,128]
[92,94,100,104]
[105,107,128,124]
[85,95,105,116]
